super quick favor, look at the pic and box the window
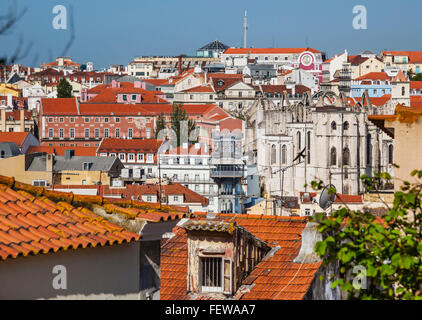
[128,128,133,139]
[32,180,46,187]
[200,257,223,293]
[305,208,311,216]
[132,94,137,101]
[94,128,100,139]
[48,118,53,123]
[122,94,127,101]
[330,147,337,166]
[104,128,109,138]
[70,128,75,139]
[402,86,406,96]
[0,150,5,159]
[8,128,13,132]
[48,128,54,138]
[137,153,144,162]
[104,117,109,123]
[331,121,337,131]
[115,117,120,123]
[84,117,90,123]
[119,153,125,161]
[147,196,152,202]
[296,131,301,151]
[82,162,92,170]
[147,153,153,163]
[282,145,287,164]
[146,128,151,139]
[95,117,100,123]
[174,195,179,202]
[59,128,64,138]
[343,148,350,166]
[84,128,90,138]
[271,144,276,165]
[59,117,64,123]
[388,145,394,164]
[195,185,199,192]
[343,121,349,131]
[115,128,120,138]
[69,117,75,123]
[128,153,135,161]
[366,134,372,165]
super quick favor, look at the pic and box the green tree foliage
[310,171,422,300]
[411,73,422,81]
[57,78,73,98]
[170,103,198,147]
[154,112,166,138]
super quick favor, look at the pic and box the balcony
[210,165,244,178]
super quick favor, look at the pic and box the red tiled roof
[87,85,167,104]
[224,48,321,55]
[382,51,422,63]
[27,146,97,157]
[123,184,209,206]
[348,55,368,66]
[368,94,392,107]
[410,81,422,90]
[0,180,139,261]
[181,84,215,93]
[160,214,321,300]
[410,96,422,108]
[335,194,363,204]
[355,72,391,81]
[143,79,171,86]
[97,138,163,154]
[41,98,78,115]
[0,132,30,148]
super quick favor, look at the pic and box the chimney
[293,221,322,263]
[46,154,54,172]
[0,109,6,132]
[20,109,25,132]
[65,149,74,160]
[111,79,120,88]
[178,55,183,75]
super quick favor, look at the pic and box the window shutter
[223,258,232,294]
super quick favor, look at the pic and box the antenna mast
[243,10,248,48]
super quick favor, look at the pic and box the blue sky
[1,0,421,69]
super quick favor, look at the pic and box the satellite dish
[319,184,336,210]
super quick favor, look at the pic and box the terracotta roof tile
[0,180,140,261]
[160,214,321,300]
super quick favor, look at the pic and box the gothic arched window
[271,144,277,165]
[343,148,350,166]
[297,131,301,151]
[330,147,337,166]
[343,121,349,131]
